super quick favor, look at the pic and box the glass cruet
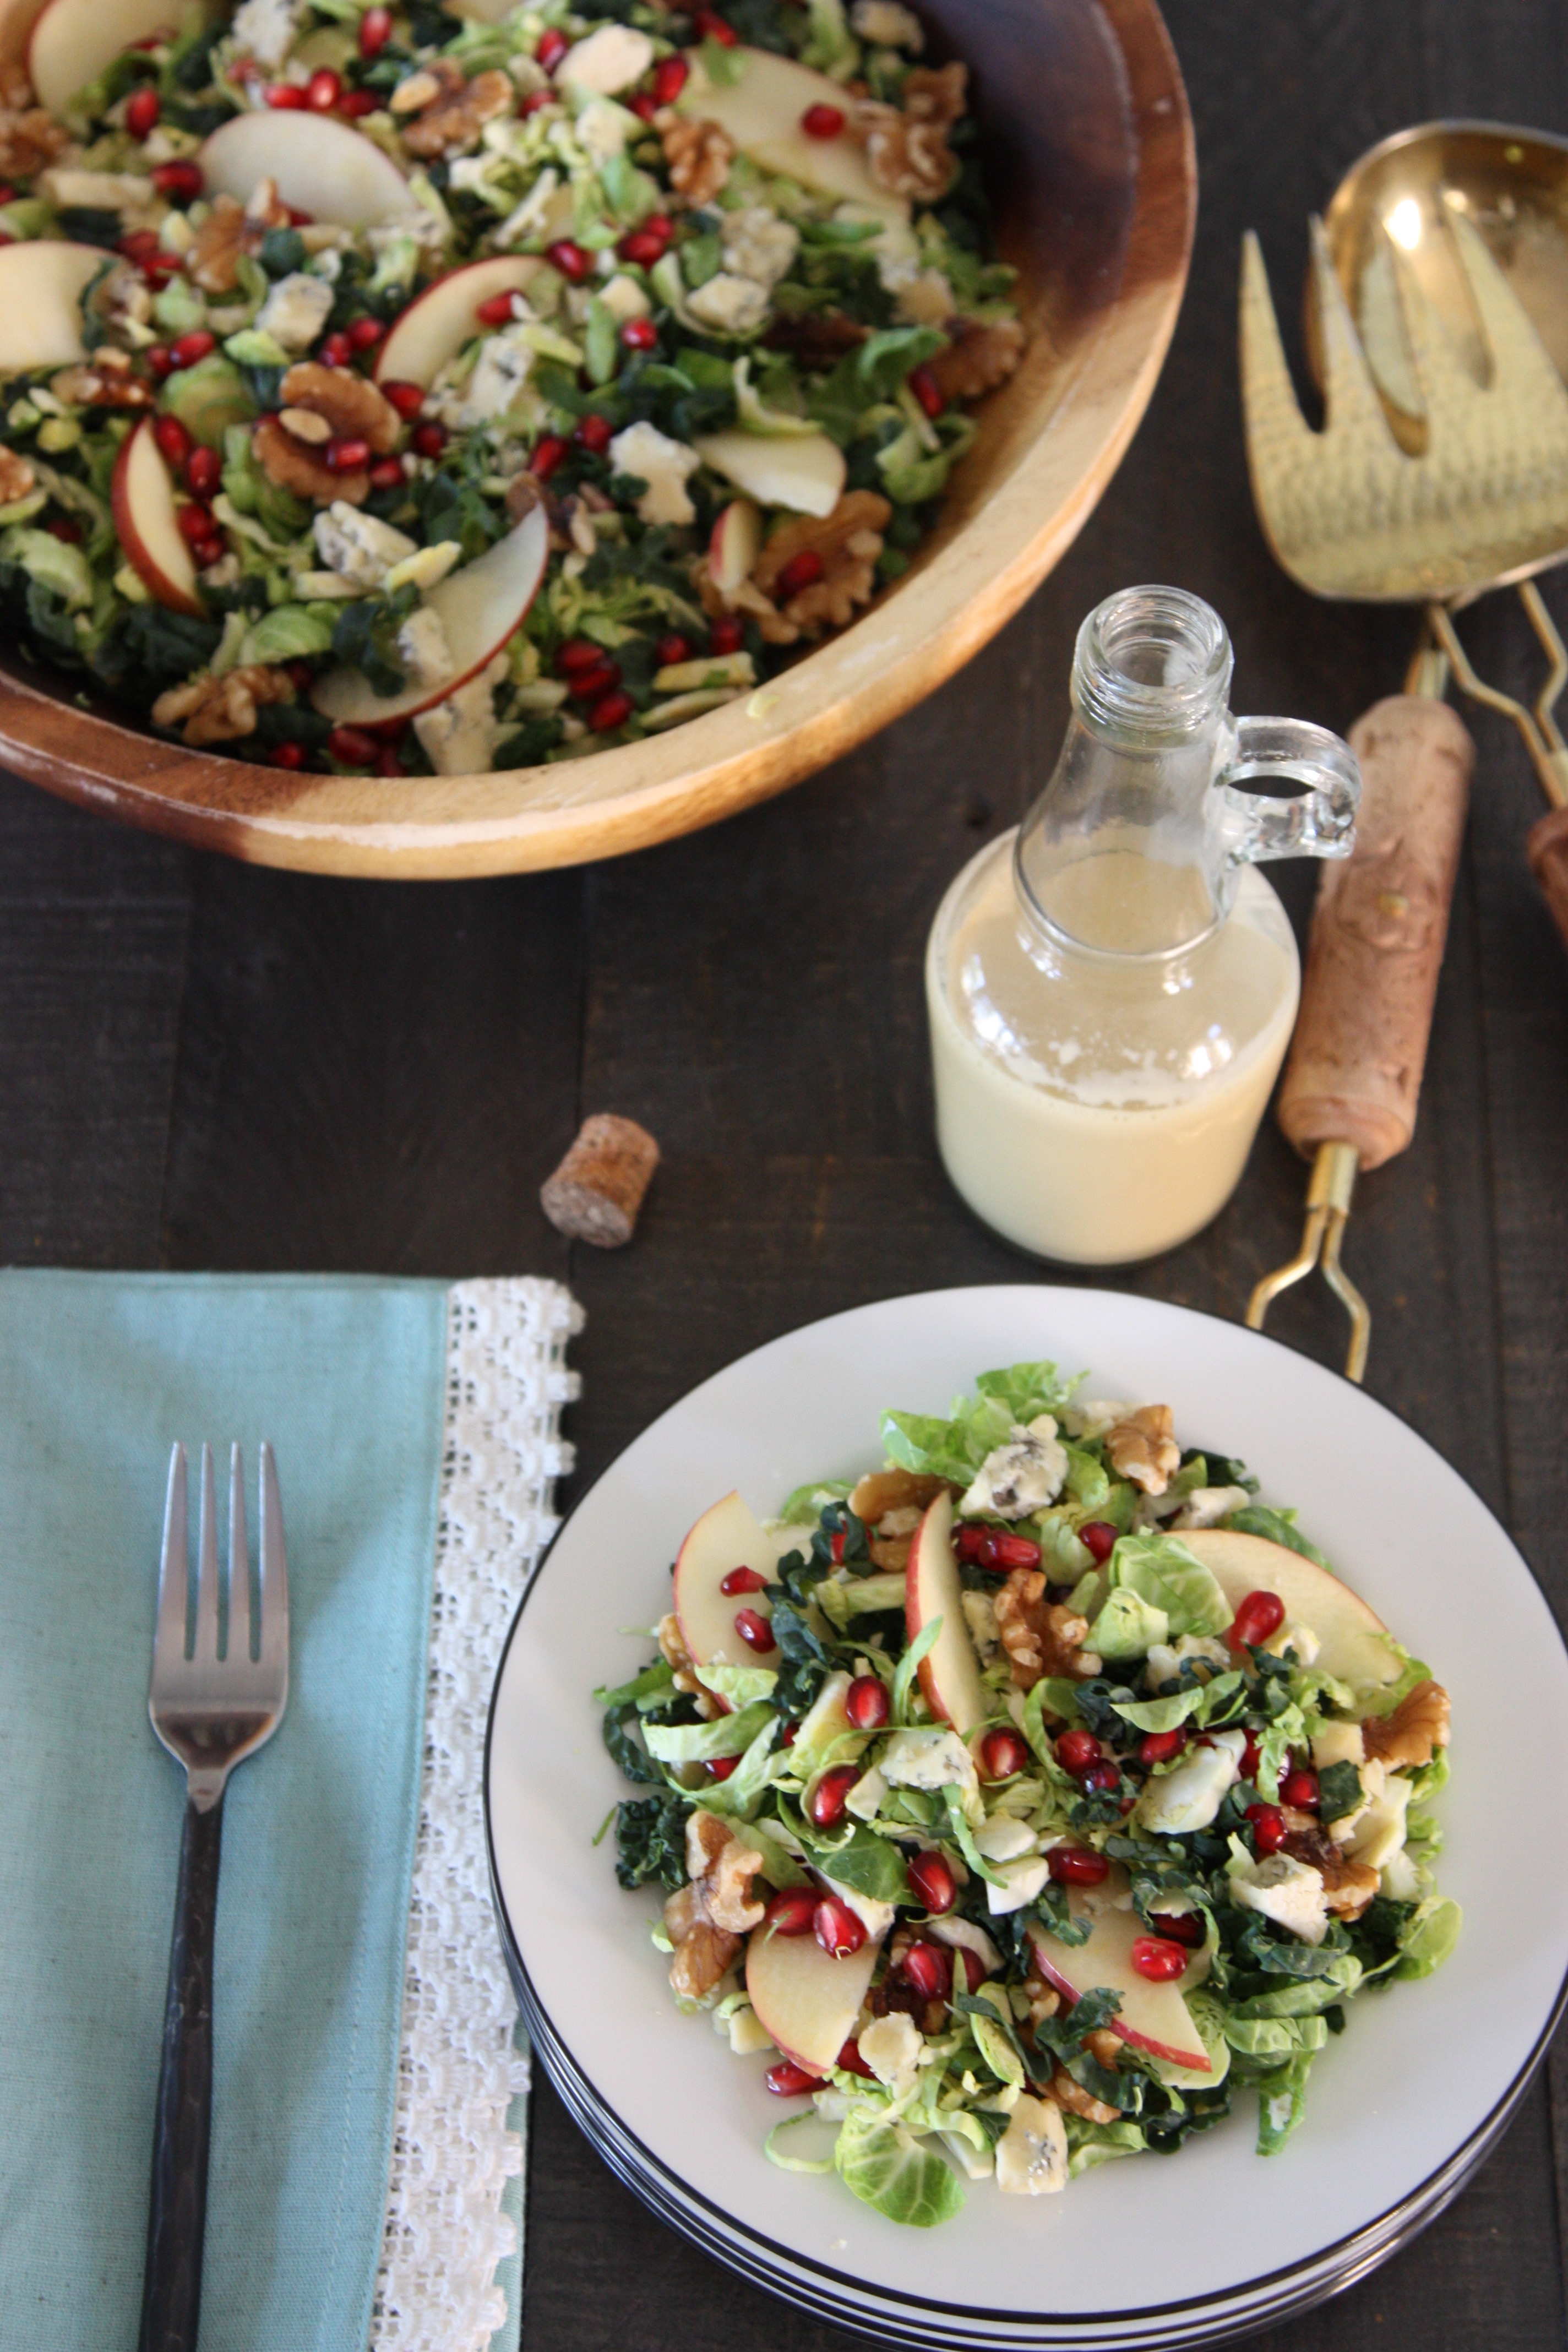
[924,584,1361,1266]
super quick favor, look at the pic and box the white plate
[486,1287,1568,2346]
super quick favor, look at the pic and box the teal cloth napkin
[0,1270,467,2352]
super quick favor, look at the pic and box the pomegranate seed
[153,414,192,466]
[993,1533,1043,1570]
[264,82,307,108]
[184,445,221,498]
[273,739,306,769]
[340,88,379,116]
[1247,1803,1287,1855]
[813,1895,865,1958]
[320,331,353,368]
[837,2037,875,2078]
[709,617,745,655]
[720,1566,768,1595]
[778,552,827,605]
[780,1721,797,1744]
[801,101,845,138]
[654,631,692,666]
[651,55,688,105]
[1130,1935,1189,1983]
[567,663,619,703]
[150,160,203,200]
[906,1850,956,1914]
[830,1529,846,1562]
[808,1765,859,1830]
[765,2059,819,2097]
[1139,1728,1187,1766]
[908,362,946,419]
[1228,1588,1286,1653]
[1240,1730,1262,1782]
[706,1752,740,1781]
[959,1948,989,1994]
[194,538,227,570]
[535,25,568,70]
[764,1889,817,1936]
[1150,1909,1206,1947]
[575,411,614,453]
[628,91,656,119]
[118,228,161,265]
[954,1522,989,1562]
[375,744,405,776]
[694,8,737,43]
[145,254,183,282]
[347,315,385,349]
[0,183,14,203]
[1281,1767,1320,1810]
[589,689,634,732]
[1081,1760,1120,1794]
[369,457,404,490]
[328,436,372,471]
[175,501,215,545]
[475,291,519,327]
[125,88,161,138]
[900,1941,950,2000]
[531,433,569,480]
[556,639,606,674]
[285,660,315,692]
[1047,1844,1110,1885]
[168,330,215,368]
[146,346,175,379]
[619,318,658,351]
[546,238,591,282]
[359,3,392,53]
[617,226,668,267]
[43,516,83,542]
[521,88,557,116]
[845,1676,889,1731]
[327,724,379,765]
[380,379,426,420]
[1079,1521,1118,1564]
[286,206,314,227]
[980,1727,1030,1781]
[733,1605,776,1653]
[306,67,342,109]
[1055,1728,1101,1775]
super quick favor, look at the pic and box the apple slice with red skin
[678,47,907,220]
[905,1489,988,1738]
[373,255,546,391]
[1027,1865,1211,2071]
[671,1488,794,1696]
[111,416,204,617]
[0,239,108,373]
[311,499,549,726]
[1180,1527,1401,1690]
[199,110,417,231]
[746,1913,883,2076]
[707,497,763,597]
[28,0,185,116]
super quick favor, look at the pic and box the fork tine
[1442,200,1568,417]
[228,1442,251,1666]
[1306,217,1397,445]
[194,1442,220,1662]
[258,1441,289,1689]
[156,1443,188,1660]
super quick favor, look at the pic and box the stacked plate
[486,1288,1568,2349]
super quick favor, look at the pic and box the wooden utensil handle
[1527,806,1568,956]
[1277,694,1473,1169]
[138,1791,225,2352]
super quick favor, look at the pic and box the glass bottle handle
[1216,716,1361,864]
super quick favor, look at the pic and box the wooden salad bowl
[0,0,1194,877]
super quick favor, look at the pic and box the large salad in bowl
[597,1360,1457,2229]
[0,0,1021,775]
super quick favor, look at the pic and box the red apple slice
[694,429,846,519]
[28,0,181,115]
[679,47,906,219]
[707,496,762,596]
[906,1491,988,1738]
[746,1915,883,2075]
[111,416,203,617]
[1180,1528,1401,1690]
[199,111,416,231]
[374,255,546,391]
[0,239,106,372]
[670,1489,787,1686]
[311,500,549,726]
[1026,1866,1210,2071]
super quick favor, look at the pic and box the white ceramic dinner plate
[486,1287,1568,2348]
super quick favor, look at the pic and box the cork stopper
[541,1114,660,1247]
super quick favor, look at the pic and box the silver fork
[140,1442,290,2352]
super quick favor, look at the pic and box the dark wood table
[2,1,1565,2342]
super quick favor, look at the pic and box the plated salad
[0,0,1022,775]
[598,1360,1457,2229]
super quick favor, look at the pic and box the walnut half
[1362,1679,1450,1770]
[662,1810,766,2000]
[151,664,295,748]
[1103,1405,1182,1496]
[994,1569,1102,1689]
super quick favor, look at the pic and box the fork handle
[139,1790,225,2352]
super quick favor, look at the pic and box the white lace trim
[371,1277,582,2352]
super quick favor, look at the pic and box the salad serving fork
[140,1442,290,2352]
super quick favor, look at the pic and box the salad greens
[598,1359,1457,2227]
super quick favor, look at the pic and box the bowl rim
[0,0,1195,877]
